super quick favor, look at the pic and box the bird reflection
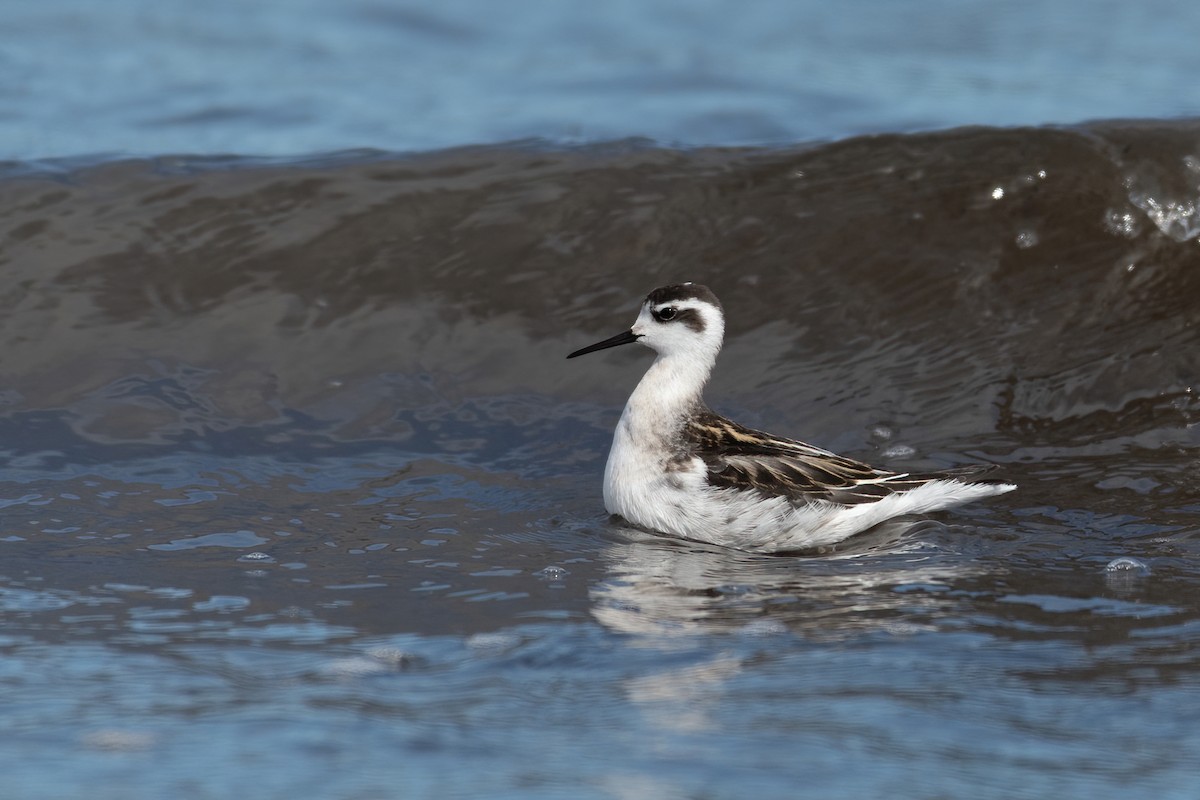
[591,519,986,638]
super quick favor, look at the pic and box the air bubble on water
[1103,208,1142,239]
[1104,556,1150,593]
[1015,229,1039,249]
[1104,556,1150,575]
[536,566,569,581]
[869,424,894,442]
[882,444,916,459]
[991,186,1005,200]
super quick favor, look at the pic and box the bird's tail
[917,463,1016,493]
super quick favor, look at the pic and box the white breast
[603,410,684,526]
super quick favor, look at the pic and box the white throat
[623,350,713,431]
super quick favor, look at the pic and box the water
[3,0,1200,157]
[3,3,1200,798]
[1,124,1199,797]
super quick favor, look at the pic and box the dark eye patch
[651,305,705,332]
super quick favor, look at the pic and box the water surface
[1,123,1199,797]
[3,0,1200,157]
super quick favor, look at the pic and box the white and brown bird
[568,283,1014,552]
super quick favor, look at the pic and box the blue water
[3,0,1200,159]
[3,4,1200,798]
[9,620,1199,799]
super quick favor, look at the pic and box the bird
[567,283,1015,552]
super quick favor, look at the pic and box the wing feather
[682,410,995,506]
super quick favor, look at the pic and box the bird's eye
[658,307,677,321]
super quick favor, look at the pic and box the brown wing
[682,410,994,506]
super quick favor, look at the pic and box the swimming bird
[568,283,1015,552]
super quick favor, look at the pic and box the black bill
[566,329,641,359]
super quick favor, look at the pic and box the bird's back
[682,409,1005,505]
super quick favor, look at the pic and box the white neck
[620,349,715,439]
[610,293,725,443]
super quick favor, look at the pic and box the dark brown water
[2,123,1199,797]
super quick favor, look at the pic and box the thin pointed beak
[566,329,641,359]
